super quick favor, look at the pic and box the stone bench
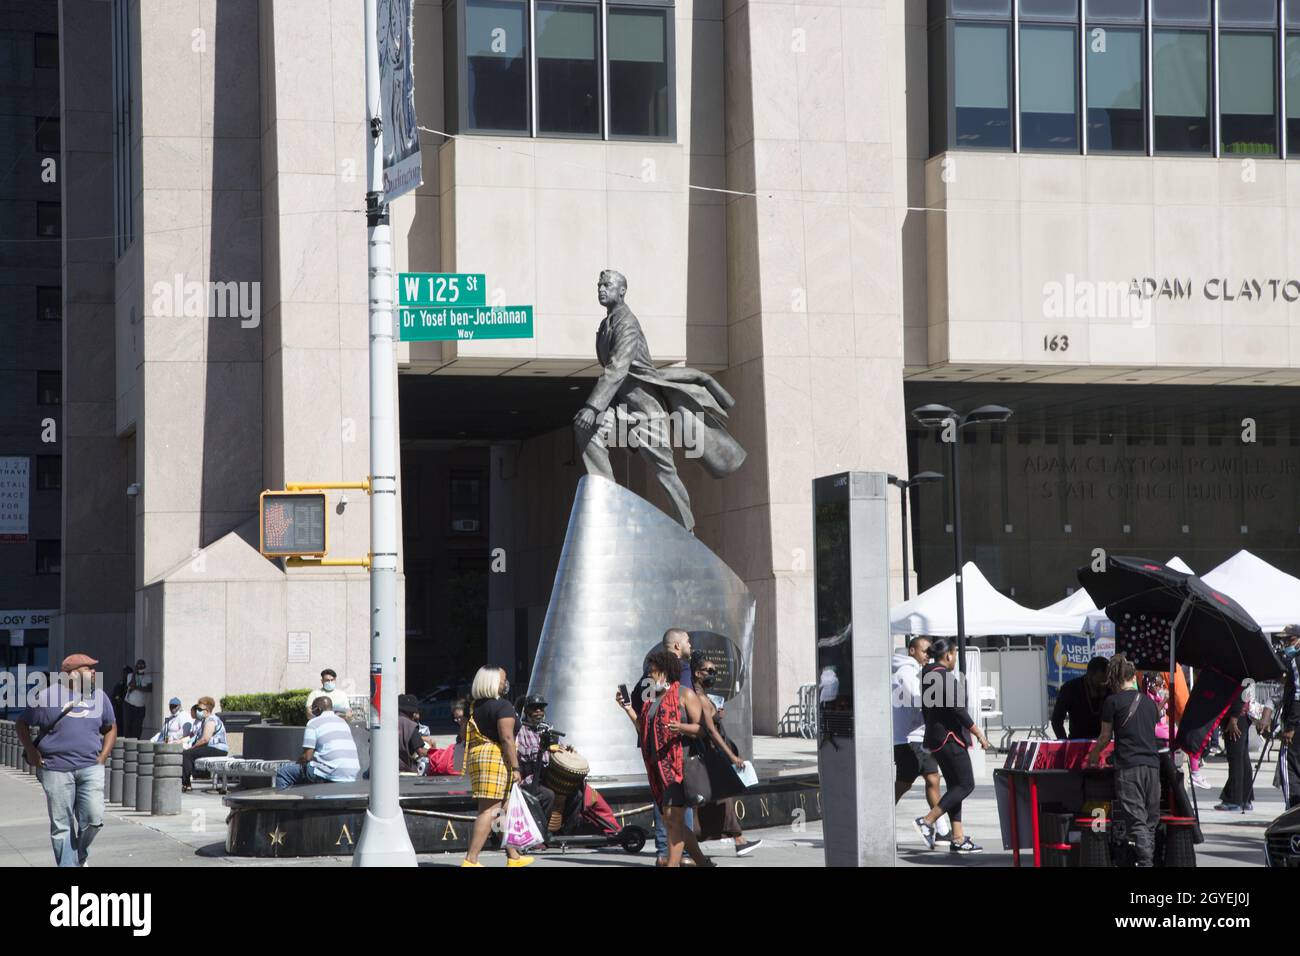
[194,756,295,793]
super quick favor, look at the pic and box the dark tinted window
[35,117,59,153]
[608,6,670,138]
[37,371,61,405]
[465,0,529,132]
[36,203,60,237]
[37,287,61,322]
[535,2,601,135]
[34,34,58,69]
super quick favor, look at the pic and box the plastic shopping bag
[504,783,546,850]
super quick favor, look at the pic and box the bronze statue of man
[573,270,746,532]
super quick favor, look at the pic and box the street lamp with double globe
[909,404,1013,676]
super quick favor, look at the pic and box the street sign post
[397,272,486,308]
[398,304,534,341]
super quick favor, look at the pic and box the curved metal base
[527,475,757,777]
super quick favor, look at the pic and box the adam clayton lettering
[49,887,152,936]
[1131,276,1300,302]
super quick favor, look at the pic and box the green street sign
[397,272,487,308]
[398,305,534,341]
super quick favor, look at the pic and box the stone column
[151,743,183,815]
[135,741,155,812]
[109,738,125,803]
[121,739,138,809]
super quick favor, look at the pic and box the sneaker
[913,816,937,850]
[735,839,762,857]
[950,837,983,853]
[506,855,535,868]
[1243,802,1254,812]
[936,817,953,839]
[1213,802,1241,812]
[460,859,484,867]
[1190,771,1211,790]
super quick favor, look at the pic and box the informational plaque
[0,457,30,543]
[259,492,328,557]
[287,631,311,663]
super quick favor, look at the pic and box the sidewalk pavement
[0,737,1279,867]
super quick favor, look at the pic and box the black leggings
[933,738,975,823]
[182,745,227,787]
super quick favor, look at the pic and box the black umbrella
[1077,555,1284,683]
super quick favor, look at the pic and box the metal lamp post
[353,0,417,867]
[909,405,1012,676]
[886,471,943,601]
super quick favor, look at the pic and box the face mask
[196,709,207,718]
[1284,644,1299,659]
[699,675,716,689]
[502,681,511,697]
[654,680,668,693]
[322,682,336,691]
[170,707,180,716]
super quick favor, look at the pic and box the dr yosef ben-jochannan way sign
[397,303,534,342]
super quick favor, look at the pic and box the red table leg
[1008,774,1020,867]
[1029,776,1042,868]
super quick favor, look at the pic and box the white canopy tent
[892,562,1084,637]
[1201,549,1300,632]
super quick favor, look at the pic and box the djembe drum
[544,748,590,832]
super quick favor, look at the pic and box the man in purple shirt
[17,653,118,867]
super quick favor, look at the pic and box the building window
[37,371,61,406]
[1288,11,1300,150]
[1151,0,1211,153]
[608,6,671,137]
[931,0,1300,158]
[463,0,530,133]
[448,0,674,140]
[36,540,61,576]
[35,33,58,69]
[450,475,483,533]
[37,287,61,322]
[36,202,60,237]
[35,118,60,154]
[1019,1,1078,151]
[1086,0,1146,152]
[36,456,61,491]
[1219,1,1280,155]
[535,2,601,136]
[112,0,135,256]
[929,1,1013,152]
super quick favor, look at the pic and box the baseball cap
[1283,624,1300,638]
[522,694,548,709]
[169,696,182,706]
[60,653,98,673]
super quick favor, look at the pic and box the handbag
[683,748,712,806]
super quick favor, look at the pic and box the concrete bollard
[109,738,124,804]
[152,743,182,815]
[122,739,138,809]
[135,741,155,812]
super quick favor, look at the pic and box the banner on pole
[0,457,30,543]
[379,0,423,202]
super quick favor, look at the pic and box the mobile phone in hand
[618,684,630,705]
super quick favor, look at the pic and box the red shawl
[638,682,684,803]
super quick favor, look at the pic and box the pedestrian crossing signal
[259,491,328,557]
